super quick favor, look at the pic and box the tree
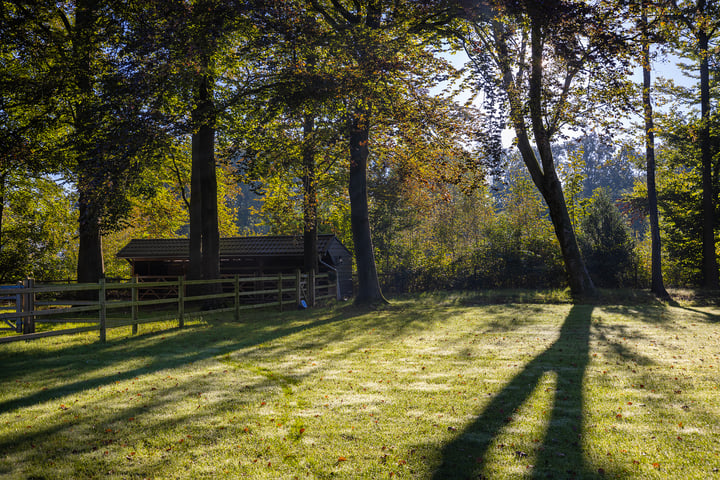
[652,111,715,286]
[243,5,340,284]
[456,0,634,297]
[126,0,269,287]
[2,1,169,283]
[578,189,638,287]
[0,174,76,283]
[308,0,462,304]
[664,0,720,288]
[639,2,670,298]
[554,134,637,203]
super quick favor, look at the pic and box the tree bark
[0,172,5,255]
[77,192,104,283]
[303,114,318,276]
[494,20,595,298]
[698,30,718,288]
[641,12,670,299]
[74,0,104,284]
[348,109,386,304]
[303,115,318,307]
[189,72,220,285]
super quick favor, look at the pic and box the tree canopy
[1,0,717,298]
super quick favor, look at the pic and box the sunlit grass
[0,292,718,479]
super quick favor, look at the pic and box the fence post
[131,276,138,335]
[278,272,283,312]
[178,276,185,328]
[295,269,301,307]
[15,280,23,333]
[336,271,341,301]
[99,278,106,343]
[309,269,316,307]
[234,275,240,321]
[22,278,35,334]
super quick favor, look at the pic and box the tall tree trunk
[526,141,595,297]
[189,72,220,285]
[0,172,5,256]
[698,30,718,288]
[77,193,104,283]
[641,10,670,299]
[302,114,318,276]
[495,20,595,298]
[189,131,202,281]
[303,115,318,307]
[348,110,386,304]
[74,0,104,284]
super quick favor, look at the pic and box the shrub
[578,190,638,287]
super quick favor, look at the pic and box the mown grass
[0,291,719,479]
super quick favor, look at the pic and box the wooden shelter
[116,234,353,299]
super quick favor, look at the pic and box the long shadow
[0,308,364,415]
[677,305,720,322]
[431,305,599,479]
[0,301,456,416]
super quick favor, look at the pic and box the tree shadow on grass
[677,306,720,322]
[0,307,363,414]
[0,300,460,416]
[430,305,615,479]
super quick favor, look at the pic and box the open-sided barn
[116,234,353,299]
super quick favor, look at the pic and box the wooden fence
[0,271,337,344]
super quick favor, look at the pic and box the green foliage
[652,115,707,286]
[577,189,638,288]
[371,160,565,292]
[0,174,76,283]
[478,167,566,289]
[555,134,638,206]
[245,172,351,241]
[559,145,589,228]
[102,147,244,279]
[0,0,713,292]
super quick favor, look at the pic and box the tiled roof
[116,235,346,260]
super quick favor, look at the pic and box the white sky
[440,47,700,149]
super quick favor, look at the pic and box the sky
[440,45,701,149]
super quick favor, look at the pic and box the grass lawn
[0,291,719,479]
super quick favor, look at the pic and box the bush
[578,190,638,287]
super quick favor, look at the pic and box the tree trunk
[0,172,5,254]
[77,193,104,283]
[698,30,718,288]
[302,115,318,276]
[535,159,595,297]
[642,14,669,299]
[189,131,202,281]
[348,110,386,304]
[74,0,104,284]
[495,20,595,298]
[189,72,220,285]
[303,115,318,307]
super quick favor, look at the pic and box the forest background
[1,0,718,298]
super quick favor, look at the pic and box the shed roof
[116,234,350,260]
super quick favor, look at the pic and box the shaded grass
[0,293,719,479]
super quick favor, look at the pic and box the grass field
[0,291,719,479]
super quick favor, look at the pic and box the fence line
[0,271,338,344]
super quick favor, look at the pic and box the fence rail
[0,270,338,344]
